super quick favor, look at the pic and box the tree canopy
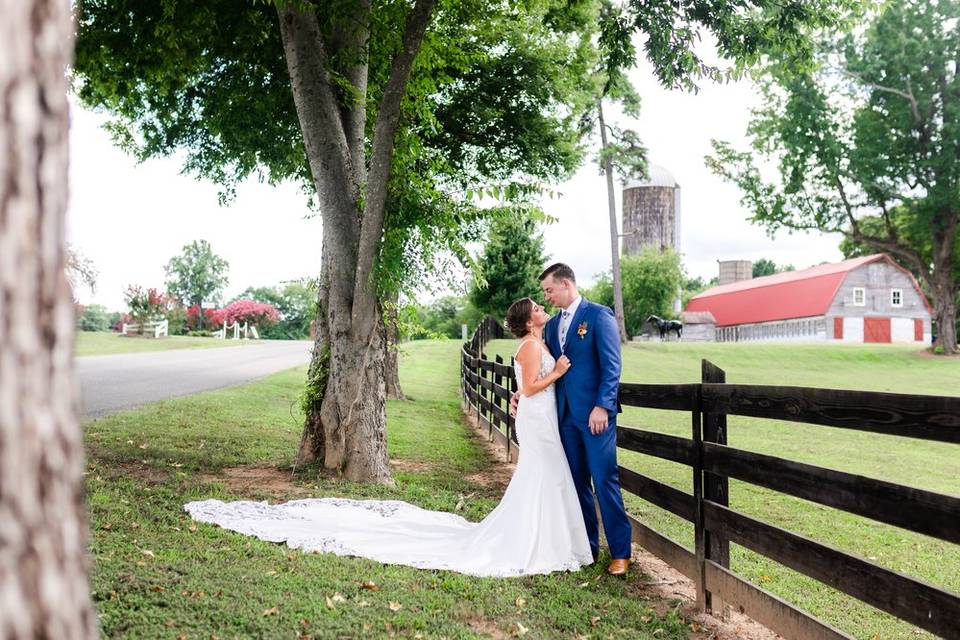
[587,248,682,337]
[164,239,230,311]
[469,212,550,319]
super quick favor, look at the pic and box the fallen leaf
[590,616,600,627]
[139,444,148,449]
[515,621,529,637]
[325,596,335,609]
[298,619,309,628]
[359,581,379,591]
[578,582,590,588]
[515,596,526,608]
[188,525,197,533]
[164,620,176,628]
[262,607,278,617]
[141,549,155,557]
[355,599,370,607]
[388,601,402,612]
[131,522,140,530]
[101,522,113,531]
[330,593,346,603]
[151,586,165,593]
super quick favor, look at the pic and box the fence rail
[459,316,960,640]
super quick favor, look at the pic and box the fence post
[701,359,730,617]
[460,347,468,409]
[693,382,707,611]
[494,354,507,459]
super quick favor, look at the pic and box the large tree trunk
[598,101,629,343]
[0,0,97,636]
[280,1,434,483]
[930,219,958,353]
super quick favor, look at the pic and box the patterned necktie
[559,310,571,348]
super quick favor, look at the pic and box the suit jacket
[545,298,622,425]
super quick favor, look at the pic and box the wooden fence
[459,317,960,640]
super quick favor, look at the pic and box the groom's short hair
[539,262,576,284]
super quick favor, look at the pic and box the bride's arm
[516,341,569,397]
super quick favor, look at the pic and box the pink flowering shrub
[221,299,280,327]
[185,305,225,331]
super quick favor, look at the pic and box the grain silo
[718,260,753,285]
[622,165,681,256]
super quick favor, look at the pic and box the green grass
[75,331,261,356]
[84,339,690,639]
[486,338,960,639]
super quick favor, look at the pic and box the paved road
[76,340,313,419]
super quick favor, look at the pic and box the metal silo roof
[623,164,678,189]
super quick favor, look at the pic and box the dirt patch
[200,464,315,499]
[629,553,782,640]
[461,408,516,492]
[86,457,172,485]
[389,459,433,474]
[458,609,509,639]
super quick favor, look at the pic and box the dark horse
[646,315,683,341]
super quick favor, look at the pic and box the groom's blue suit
[545,298,632,560]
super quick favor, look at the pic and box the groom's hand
[588,406,609,435]
[509,391,520,417]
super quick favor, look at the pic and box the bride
[184,297,593,577]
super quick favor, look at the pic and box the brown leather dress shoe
[607,559,631,576]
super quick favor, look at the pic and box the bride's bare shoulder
[514,338,541,360]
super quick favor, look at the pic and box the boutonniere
[577,321,588,339]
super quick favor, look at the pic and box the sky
[66,38,844,312]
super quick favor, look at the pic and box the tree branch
[277,5,360,214]
[840,67,922,125]
[353,0,436,331]
[329,1,371,187]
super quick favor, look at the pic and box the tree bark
[384,293,405,401]
[280,2,434,483]
[0,0,97,637]
[930,216,958,353]
[598,101,629,343]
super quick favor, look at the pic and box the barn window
[891,289,903,307]
[852,287,865,306]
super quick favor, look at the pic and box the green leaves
[585,248,683,337]
[468,211,550,319]
[164,240,230,309]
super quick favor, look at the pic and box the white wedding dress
[184,340,593,577]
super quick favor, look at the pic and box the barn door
[864,317,891,343]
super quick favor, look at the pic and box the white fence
[121,319,169,338]
[214,321,259,340]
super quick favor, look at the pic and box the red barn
[685,254,931,343]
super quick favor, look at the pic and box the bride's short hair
[505,298,535,338]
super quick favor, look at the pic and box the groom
[515,263,633,575]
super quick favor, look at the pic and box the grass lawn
[76,331,261,356]
[486,339,960,639]
[84,339,691,639]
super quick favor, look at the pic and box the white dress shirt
[558,295,583,349]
